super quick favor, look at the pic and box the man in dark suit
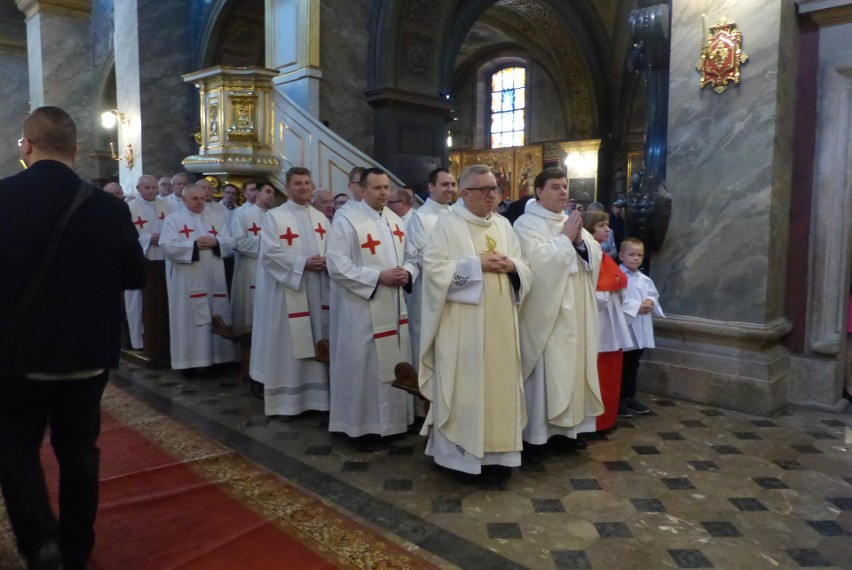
[0,107,146,570]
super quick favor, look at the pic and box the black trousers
[0,370,109,570]
[620,348,644,400]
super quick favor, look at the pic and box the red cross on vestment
[247,222,261,236]
[133,216,148,230]
[392,224,405,244]
[360,233,381,255]
[179,225,194,238]
[280,227,299,246]
[314,222,326,240]
[208,226,218,237]
[159,212,166,221]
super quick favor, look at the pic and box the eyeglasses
[464,185,500,195]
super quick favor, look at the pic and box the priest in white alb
[229,180,276,329]
[327,167,412,452]
[401,167,456,372]
[250,168,331,417]
[419,164,531,478]
[514,167,603,460]
[125,174,172,349]
[160,184,235,376]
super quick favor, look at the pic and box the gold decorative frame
[697,18,749,93]
[450,145,543,201]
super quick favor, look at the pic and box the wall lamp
[101,109,129,129]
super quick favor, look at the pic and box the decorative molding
[654,315,794,345]
[365,87,455,112]
[15,0,91,21]
[797,0,852,26]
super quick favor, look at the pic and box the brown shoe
[392,362,422,398]
[314,339,330,363]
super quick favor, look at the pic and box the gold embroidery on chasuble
[469,224,521,452]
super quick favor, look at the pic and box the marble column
[266,0,322,116]
[640,0,798,415]
[16,0,97,180]
[790,0,852,410]
[0,8,29,178]
[113,0,197,191]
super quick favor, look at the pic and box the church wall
[638,0,799,415]
[0,2,28,179]
[318,0,374,157]
[656,0,794,324]
[528,61,567,143]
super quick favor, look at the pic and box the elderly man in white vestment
[124,174,173,349]
[514,167,604,461]
[251,168,332,418]
[419,164,532,479]
[401,167,456,373]
[165,172,192,211]
[160,184,235,377]
[230,180,276,329]
[327,167,412,452]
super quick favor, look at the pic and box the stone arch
[198,0,265,70]
[370,0,611,141]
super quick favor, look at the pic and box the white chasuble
[419,206,531,474]
[229,203,266,328]
[515,202,604,444]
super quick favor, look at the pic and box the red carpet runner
[0,385,437,569]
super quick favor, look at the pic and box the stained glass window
[490,67,525,148]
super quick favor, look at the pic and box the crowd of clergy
[117,162,662,481]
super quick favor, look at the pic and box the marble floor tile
[109,362,852,569]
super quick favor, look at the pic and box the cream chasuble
[419,206,531,473]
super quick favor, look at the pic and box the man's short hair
[22,106,77,157]
[428,167,451,187]
[358,167,386,188]
[172,172,194,183]
[333,192,348,202]
[285,167,311,185]
[533,167,567,194]
[581,210,609,233]
[348,166,366,184]
[458,164,492,189]
[620,237,644,252]
[395,187,415,206]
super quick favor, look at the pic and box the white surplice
[124,197,172,349]
[620,265,664,349]
[160,207,236,369]
[514,202,604,444]
[401,198,452,373]
[250,201,331,416]
[229,203,266,328]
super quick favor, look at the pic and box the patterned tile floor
[112,362,852,569]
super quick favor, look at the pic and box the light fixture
[446,131,453,148]
[109,142,135,169]
[101,109,129,129]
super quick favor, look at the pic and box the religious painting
[568,178,596,208]
[457,148,515,201]
[513,145,543,198]
[627,151,644,188]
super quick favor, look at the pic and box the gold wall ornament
[697,17,748,93]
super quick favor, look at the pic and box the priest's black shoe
[249,379,264,399]
[350,435,377,453]
[26,541,62,570]
[549,435,587,454]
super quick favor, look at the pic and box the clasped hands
[638,298,655,315]
[196,236,218,250]
[480,253,515,274]
[305,255,327,272]
[379,267,410,287]
[561,210,584,246]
